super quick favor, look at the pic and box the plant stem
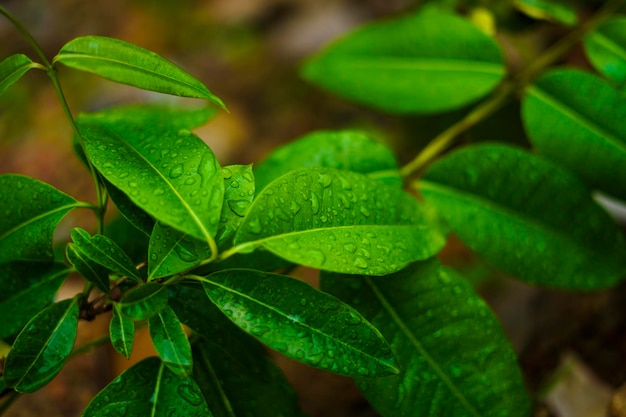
[0,391,20,416]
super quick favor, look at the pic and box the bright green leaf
[234,168,444,275]
[321,260,531,417]
[0,174,78,263]
[82,357,211,417]
[513,0,578,25]
[0,54,36,96]
[202,269,398,377]
[148,306,192,376]
[110,304,134,359]
[584,16,626,90]
[216,165,255,247]
[119,282,169,320]
[54,36,226,109]
[148,222,210,280]
[4,298,79,393]
[66,243,110,293]
[302,8,505,114]
[419,144,626,289]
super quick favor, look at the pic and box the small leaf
[216,165,255,247]
[234,168,444,275]
[0,262,70,339]
[202,269,398,377]
[0,54,36,96]
[584,16,626,90]
[513,0,578,25]
[66,243,110,293]
[55,36,226,109]
[148,222,210,280]
[119,282,169,320]
[0,174,78,263]
[71,228,141,282]
[148,306,192,376]
[253,130,401,191]
[105,180,154,236]
[321,260,531,417]
[302,8,505,114]
[419,144,626,289]
[4,298,79,393]
[110,304,134,359]
[82,357,211,417]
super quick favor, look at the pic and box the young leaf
[253,130,401,191]
[202,269,398,377]
[234,167,444,275]
[54,36,226,109]
[70,228,141,282]
[302,8,505,114]
[110,304,134,359]
[0,174,78,263]
[216,165,255,247]
[0,54,36,96]
[321,260,531,417]
[119,282,169,320]
[513,0,577,25]
[419,144,626,289]
[4,298,79,393]
[0,262,70,339]
[148,222,210,280]
[82,357,211,417]
[66,243,110,293]
[522,69,626,201]
[584,16,626,90]
[148,306,192,377]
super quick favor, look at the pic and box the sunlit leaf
[584,16,626,90]
[148,306,192,377]
[513,0,578,25]
[66,242,110,293]
[0,54,36,96]
[119,282,169,320]
[110,304,134,359]
[148,222,210,280]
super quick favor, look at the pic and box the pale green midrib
[153,309,189,373]
[364,277,481,417]
[588,31,626,62]
[0,202,78,241]
[367,169,401,180]
[198,345,237,417]
[5,267,70,305]
[2,61,32,88]
[335,57,504,74]
[148,226,190,280]
[151,363,165,417]
[112,306,131,357]
[204,277,397,371]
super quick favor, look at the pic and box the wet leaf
[302,8,504,114]
[104,180,154,236]
[82,357,211,417]
[4,298,79,393]
[419,144,626,289]
[513,0,578,25]
[0,54,35,96]
[148,306,192,376]
[202,269,398,377]
[148,222,210,280]
[0,174,78,263]
[66,242,110,293]
[119,282,169,320]
[216,165,256,248]
[234,168,444,275]
[584,16,626,90]
[110,304,134,359]
[321,260,531,417]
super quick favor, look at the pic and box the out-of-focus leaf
[216,165,255,247]
[148,306,192,376]
[513,0,578,25]
[110,304,134,359]
[584,16,626,90]
[0,54,35,96]
[119,282,169,320]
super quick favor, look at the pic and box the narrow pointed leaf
[55,36,226,109]
[522,69,626,201]
[148,222,210,280]
[584,16,626,90]
[4,298,79,393]
[202,269,398,377]
[148,306,192,376]
[216,165,255,247]
[119,282,169,320]
[0,54,36,96]
[110,304,135,359]
[513,0,577,25]
[321,260,531,417]
[66,243,110,293]
[0,174,77,263]
[82,357,211,417]
[419,144,626,289]
[0,262,70,339]
[302,8,505,114]
[104,180,154,236]
[234,167,444,275]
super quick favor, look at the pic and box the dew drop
[169,164,184,179]
[306,249,325,265]
[184,177,197,185]
[359,206,370,217]
[290,200,301,215]
[310,192,321,214]
[222,167,233,179]
[119,172,129,179]
[338,194,351,209]
[353,257,368,269]
[243,172,254,183]
[295,349,305,359]
[150,253,158,261]
[154,188,165,196]
[300,298,307,306]
[318,173,332,188]
[177,382,204,406]
[343,244,357,254]
[320,215,328,223]
[175,245,198,263]
[228,200,250,217]
[247,217,262,234]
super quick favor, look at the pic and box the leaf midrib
[588,31,626,62]
[2,267,70,305]
[327,57,503,74]
[0,202,77,241]
[79,237,139,281]
[197,345,237,417]
[151,309,190,375]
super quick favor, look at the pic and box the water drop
[247,217,262,234]
[222,167,233,179]
[357,367,370,376]
[306,249,325,265]
[154,188,165,196]
[320,215,328,223]
[184,177,197,185]
[344,311,362,326]
[289,200,301,215]
[300,298,307,306]
[243,172,254,183]
[177,382,204,406]
[353,257,368,269]
[119,172,129,179]
[228,200,250,217]
[310,192,321,214]
[175,245,198,262]
[169,164,184,179]
[150,253,158,261]
[318,173,332,188]
[129,181,138,188]
[338,194,351,209]
[343,244,357,254]
[359,206,370,217]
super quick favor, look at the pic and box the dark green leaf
[234,168,444,275]
[148,222,210,280]
[202,269,398,377]
[0,174,78,263]
[104,215,151,264]
[0,262,70,339]
[584,16,626,90]
[0,54,36,96]
[105,180,154,236]
[419,144,626,289]
[55,36,226,109]
[119,282,169,320]
[302,8,505,114]
[82,357,211,417]
[4,298,79,393]
[522,69,626,201]
[513,0,577,25]
[66,243,110,293]
[321,260,531,417]
[110,304,134,359]
[148,306,192,376]
[216,165,255,247]
[254,130,401,191]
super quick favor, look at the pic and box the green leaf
[66,243,110,293]
[110,304,134,359]
[522,69,626,201]
[321,260,531,417]
[584,16,626,90]
[4,298,79,393]
[148,306,192,376]
[234,167,444,275]
[513,0,578,25]
[82,357,211,417]
[202,269,398,377]
[119,282,169,320]
[302,8,505,114]
[71,228,141,282]
[0,54,36,96]
[216,165,255,247]
[104,180,154,236]
[0,262,70,339]
[253,130,401,191]
[55,36,226,109]
[148,222,210,280]
[0,174,78,263]
[419,144,626,289]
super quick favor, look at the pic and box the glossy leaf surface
[82,357,211,417]
[66,242,110,293]
[254,130,401,191]
[0,54,35,96]
[55,36,225,109]
[321,260,531,417]
[202,269,398,377]
[0,174,77,263]
[148,306,192,376]
[522,69,626,200]
[4,298,79,393]
[148,222,210,279]
[584,16,626,90]
[302,8,504,114]
[110,304,135,359]
[513,0,577,25]
[119,282,169,320]
[105,180,154,236]
[234,168,444,275]
[419,144,626,289]
[0,262,69,339]
[216,165,255,247]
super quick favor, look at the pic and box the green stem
[0,391,20,416]
[0,6,50,67]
